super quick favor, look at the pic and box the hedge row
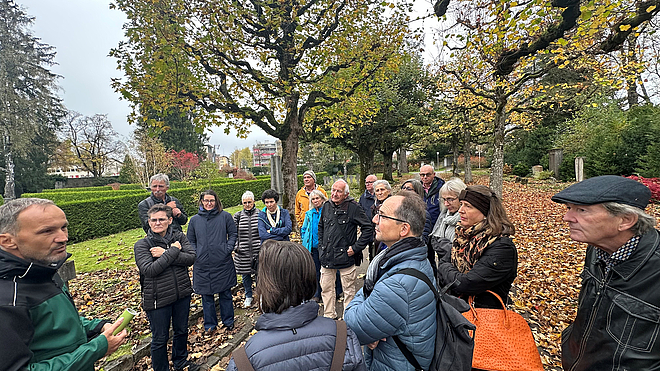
[23,189,148,203]
[41,186,114,193]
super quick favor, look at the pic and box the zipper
[569,268,610,371]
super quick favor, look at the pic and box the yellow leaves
[619,24,631,31]
[647,5,657,13]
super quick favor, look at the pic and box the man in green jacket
[0,198,127,371]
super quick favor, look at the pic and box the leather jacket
[562,229,660,371]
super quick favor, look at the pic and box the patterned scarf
[265,206,281,228]
[451,221,498,273]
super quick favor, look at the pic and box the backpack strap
[232,345,255,371]
[391,268,439,371]
[331,320,347,371]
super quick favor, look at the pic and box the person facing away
[295,169,328,228]
[318,179,373,319]
[138,173,188,233]
[344,192,437,371]
[0,198,127,371]
[134,204,199,371]
[551,175,660,371]
[225,240,367,371]
[187,190,238,332]
[436,185,518,309]
[233,191,261,309]
[258,189,293,243]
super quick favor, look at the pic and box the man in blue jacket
[345,192,437,371]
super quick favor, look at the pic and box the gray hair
[602,202,657,235]
[308,189,328,209]
[334,179,349,195]
[393,192,426,236]
[0,198,55,235]
[373,180,391,191]
[242,191,255,201]
[149,173,170,187]
[439,177,467,211]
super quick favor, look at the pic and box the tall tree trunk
[3,135,16,200]
[489,88,507,198]
[281,95,302,223]
[398,147,408,175]
[357,145,376,193]
[463,124,473,183]
[381,149,394,182]
[451,134,460,177]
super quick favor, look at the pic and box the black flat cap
[551,175,651,210]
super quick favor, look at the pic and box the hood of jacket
[197,207,220,219]
[255,300,320,331]
[0,248,68,282]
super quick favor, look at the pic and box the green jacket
[0,250,108,371]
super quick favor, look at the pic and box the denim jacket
[562,229,660,371]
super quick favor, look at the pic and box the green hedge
[119,184,147,190]
[23,189,148,203]
[41,186,113,193]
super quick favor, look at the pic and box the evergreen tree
[118,153,137,183]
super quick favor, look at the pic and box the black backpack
[392,268,475,371]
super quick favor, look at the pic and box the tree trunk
[381,150,394,182]
[489,88,507,198]
[464,124,473,183]
[3,135,16,200]
[398,147,408,175]
[281,95,302,225]
[451,134,460,177]
[357,144,376,193]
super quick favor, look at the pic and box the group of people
[2,169,660,371]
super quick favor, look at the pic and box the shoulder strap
[331,320,348,371]
[232,345,256,371]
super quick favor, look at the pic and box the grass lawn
[67,201,265,273]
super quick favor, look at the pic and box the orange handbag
[462,291,544,371]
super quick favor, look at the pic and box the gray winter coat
[226,301,367,371]
[233,207,260,275]
[187,208,238,295]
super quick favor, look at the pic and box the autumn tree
[140,107,208,156]
[60,111,123,177]
[128,132,172,187]
[111,0,409,211]
[0,0,64,198]
[169,149,200,180]
[230,147,253,169]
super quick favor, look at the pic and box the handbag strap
[232,345,255,371]
[331,320,348,371]
[467,290,509,325]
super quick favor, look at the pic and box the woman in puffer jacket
[226,241,367,371]
[300,189,327,301]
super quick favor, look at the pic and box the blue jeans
[242,274,254,299]
[201,290,234,330]
[146,296,191,371]
[311,247,342,297]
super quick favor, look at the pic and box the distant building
[48,158,121,178]
[217,155,230,168]
[253,140,281,167]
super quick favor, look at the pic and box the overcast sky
[18,0,273,156]
[18,0,439,157]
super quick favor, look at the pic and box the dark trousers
[201,290,234,330]
[146,296,191,371]
[242,274,254,299]
[312,248,342,298]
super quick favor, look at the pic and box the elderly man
[359,174,378,260]
[295,170,327,228]
[344,192,437,371]
[318,179,373,319]
[419,165,445,230]
[0,198,127,371]
[138,173,188,233]
[552,175,660,371]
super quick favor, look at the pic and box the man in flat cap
[552,175,660,371]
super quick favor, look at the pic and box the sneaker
[174,360,201,371]
[243,297,253,308]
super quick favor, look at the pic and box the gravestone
[548,149,563,178]
[58,260,76,284]
[575,157,584,182]
[270,155,284,206]
[532,165,543,177]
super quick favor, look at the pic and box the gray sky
[18,0,272,157]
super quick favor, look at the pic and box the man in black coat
[359,174,378,260]
[318,179,373,319]
[138,173,188,233]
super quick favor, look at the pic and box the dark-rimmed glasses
[375,211,408,224]
[149,218,168,224]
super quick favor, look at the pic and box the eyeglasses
[419,172,433,177]
[149,218,169,224]
[202,199,216,204]
[401,186,414,191]
[442,197,458,203]
[375,211,408,224]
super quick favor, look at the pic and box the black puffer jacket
[436,236,518,308]
[134,227,196,311]
[318,196,373,269]
[562,229,660,371]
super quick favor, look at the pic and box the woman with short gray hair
[233,191,260,308]
[429,178,467,261]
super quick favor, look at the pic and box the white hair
[242,191,255,201]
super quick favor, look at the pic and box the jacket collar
[255,300,319,331]
[197,207,219,218]
[147,225,174,242]
[611,229,660,280]
[150,193,171,204]
[0,248,69,281]
[379,236,427,271]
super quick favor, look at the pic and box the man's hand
[150,247,165,257]
[166,201,181,217]
[347,246,355,257]
[171,241,182,250]
[102,318,128,356]
[367,338,386,350]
